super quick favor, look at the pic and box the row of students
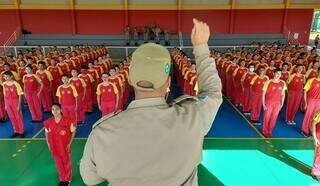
[214,45,319,137]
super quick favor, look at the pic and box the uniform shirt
[57,62,70,75]
[36,70,52,88]
[241,72,256,88]
[263,80,287,104]
[108,77,122,94]
[18,67,26,79]
[250,75,269,93]
[313,112,320,140]
[44,116,75,156]
[306,69,318,80]
[233,67,247,85]
[79,73,94,89]
[69,78,86,96]
[287,74,305,91]
[304,78,320,99]
[80,44,223,186]
[280,71,290,81]
[3,81,23,100]
[96,83,118,102]
[47,66,62,82]
[23,74,42,92]
[56,85,78,106]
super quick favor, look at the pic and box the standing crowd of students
[214,44,319,138]
[0,46,131,138]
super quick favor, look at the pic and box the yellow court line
[223,95,265,138]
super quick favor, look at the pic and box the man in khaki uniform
[80,19,222,186]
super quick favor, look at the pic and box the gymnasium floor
[0,77,318,186]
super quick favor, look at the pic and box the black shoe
[10,133,19,138]
[58,182,64,186]
[18,133,25,138]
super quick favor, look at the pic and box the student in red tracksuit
[280,63,290,82]
[301,70,320,136]
[69,69,86,124]
[56,76,78,125]
[79,66,94,113]
[48,59,63,103]
[0,80,6,122]
[109,68,124,110]
[241,64,257,114]
[36,61,53,112]
[23,65,43,122]
[262,68,287,138]
[44,103,76,186]
[232,59,247,106]
[250,67,269,124]
[285,64,305,124]
[225,58,238,100]
[96,73,119,116]
[3,71,25,138]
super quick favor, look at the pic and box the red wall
[76,10,125,34]
[233,9,284,33]
[21,10,73,34]
[0,10,19,45]
[0,9,314,45]
[181,10,230,34]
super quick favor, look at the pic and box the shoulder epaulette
[92,110,122,129]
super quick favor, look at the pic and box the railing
[283,26,300,46]
[1,27,22,56]
[178,32,184,47]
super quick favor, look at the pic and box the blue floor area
[206,99,260,138]
[0,104,51,138]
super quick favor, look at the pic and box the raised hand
[191,18,211,47]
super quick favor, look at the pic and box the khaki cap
[129,43,171,91]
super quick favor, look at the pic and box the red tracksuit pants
[76,95,85,123]
[285,91,302,122]
[262,102,282,136]
[25,90,42,121]
[40,87,52,112]
[225,75,234,99]
[250,91,262,121]
[0,97,6,119]
[242,87,251,112]
[301,99,320,134]
[84,87,93,113]
[6,99,24,133]
[53,152,72,182]
[62,105,77,125]
[233,83,243,105]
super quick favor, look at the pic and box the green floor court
[0,138,318,186]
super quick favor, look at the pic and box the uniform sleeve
[96,84,101,95]
[2,83,6,96]
[88,74,95,83]
[250,76,258,85]
[34,75,42,84]
[314,112,320,124]
[287,74,295,84]
[80,133,104,185]
[70,85,78,97]
[56,86,61,97]
[240,73,247,82]
[111,83,118,94]
[191,44,223,136]
[232,68,238,77]
[14,82,24,95]
[282,81,287,93]
[262,80,270,92]
[45,70,53,81]
[304,78,314,91]
[80,78,87,88]
[13,72,20,81]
